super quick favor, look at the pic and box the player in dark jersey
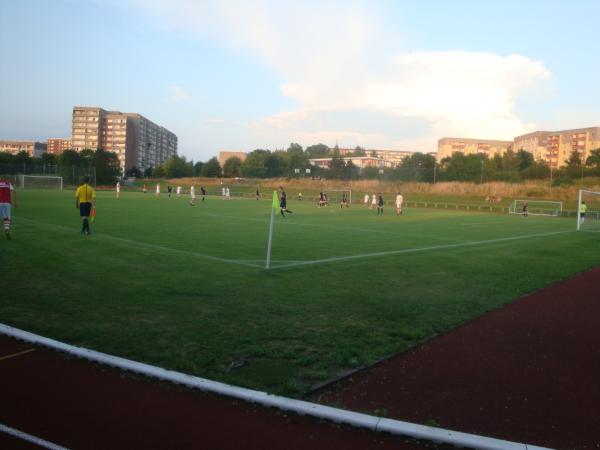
[279,186,293,217]
[201,186,206,202]
[377,193,384,215]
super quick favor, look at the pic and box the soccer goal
[18,175,63,190]
[577,189,600,231]
[324,189,352,204]
[509,199,562,217]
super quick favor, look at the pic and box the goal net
[509,199,562,217]
[577,189,600,232]
[18,175,63,190]
[321,189,352,205]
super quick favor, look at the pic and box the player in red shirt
[0,178,18,240]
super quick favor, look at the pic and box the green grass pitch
[2,189,598,396]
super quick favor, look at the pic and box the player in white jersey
[225,187,230,200]
[371,193,377,209]
[190,185,196,206]
[116,181,120,198]
[156,183,160,196]
[364,194,369,206]
[395,192,404,215]
[176,186,182,198]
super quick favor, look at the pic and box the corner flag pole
[265,190,278,269]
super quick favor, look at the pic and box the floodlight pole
[265,201,276,269]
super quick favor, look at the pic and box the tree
[58,149,82,167]
[265,151,287,177]
[40,152,57,166]
[517,149,534,171]
[305,143,329,159]
[329,148,345,179]
[352,146,366,157]
[194,161,204,176]
[241,150,269,178]
[361,166,379,179]
[164,155,192,178]
[144,166,154,177]
[394,152,436,182]
[439,152,483,182]
[586,148,600,170]
[153,165,166,178]
[126,167,142,177]
[92,149,120,184]
[565,150,583,178]
[223,156,243,178]
[14,150,32,167]
[201,157,222,177]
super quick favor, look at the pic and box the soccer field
[2,189,599,396]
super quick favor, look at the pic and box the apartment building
[72,106,178,172]
[514,127,600,168]
[437,138,512,161]
[47,138,71,154]
[0,140,47,157]
[337,148,414,167]
[309,156,392,170]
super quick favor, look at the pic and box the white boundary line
[270,230,573,269]
[18,218,262,269]
[0,422,70,450]
[0,324,551,450]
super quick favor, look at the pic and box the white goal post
[577,189,600,231]
[18,175,63,190]
[508,199,562,217]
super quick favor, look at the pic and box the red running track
[317,267,600,449]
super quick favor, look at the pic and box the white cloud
[128,1,552,151]
[166,85,189,102]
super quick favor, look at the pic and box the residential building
[219,151,247,168]
[437,138,512,161]
[513,127,600,168]
[0,140,47,157]
[72,106,178,172]
[47,138,71,154]
[337,148,414,167]
[309,156,391,170]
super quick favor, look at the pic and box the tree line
[152,143,600,184]
[0,149,120,185]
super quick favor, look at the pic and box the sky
[0,0,598,162]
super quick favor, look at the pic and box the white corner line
[0,422,70,450]
[0,324,553,450]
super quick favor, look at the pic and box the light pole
[480,160,484,184]
[433,162,437,184]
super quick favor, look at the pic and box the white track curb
[0,324,553,450]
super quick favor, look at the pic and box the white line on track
[18,218,262,269]
[0,423,70,450]
[270,229,574,269]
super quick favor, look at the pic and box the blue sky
[1,0,598,162]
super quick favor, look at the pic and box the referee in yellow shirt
[75,176,96,235]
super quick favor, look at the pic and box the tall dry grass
[163,176,600,201]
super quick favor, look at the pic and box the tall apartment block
[0,140,47,157]
[437,138,513,161]
[71,106,177,172]
[47,138,71,154]
[513,127,600,168]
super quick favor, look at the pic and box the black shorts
[80,202,92,217]
[280,199,287,209]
